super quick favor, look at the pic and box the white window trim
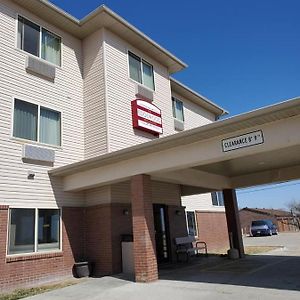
[212,191,225,207]
[15,14,63,68]
[172,96,185,122]
[11,96,63,148]
[127,50,155,91]
[185,210,198,237]
[6,207,63,258]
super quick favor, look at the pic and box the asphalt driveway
[25,232,300,300]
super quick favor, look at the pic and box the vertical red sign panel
[131,99,163,136]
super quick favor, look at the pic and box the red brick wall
[0,200,190,290]
[131,174,158,282]
[195,211,229,253]
[0,206,85,292]
[85,204,113,276]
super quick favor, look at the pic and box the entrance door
[153,204,170,263]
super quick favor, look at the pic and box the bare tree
[286,200,300,230]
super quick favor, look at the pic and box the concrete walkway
[26,233,300,300]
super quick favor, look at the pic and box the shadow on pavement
[158,254,300,292]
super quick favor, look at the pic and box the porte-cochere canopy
[50,97,300,194]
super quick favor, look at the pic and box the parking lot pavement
[24,232,300,300]
[243,232,300,256]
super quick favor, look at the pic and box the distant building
[239,208,300,235]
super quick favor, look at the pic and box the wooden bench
[175,236,208,262]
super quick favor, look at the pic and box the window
[13,99,61,146]
[186,211,197,236]
[8,208,60,255]
[128,51,155,90]
[172,97,184,122]
[18,16,61,66]
[212,191,225,206]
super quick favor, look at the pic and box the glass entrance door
[153,204,170,263]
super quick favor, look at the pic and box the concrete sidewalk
[24,232,300,300]
[25,255,300,300]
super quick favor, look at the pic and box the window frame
[127,50,155,91]
[211,191,225,207]
[16,14,63,67]
[7,208,62,257]
[172,97,185,122]
[185,211,198,237]
[11,97,62,148]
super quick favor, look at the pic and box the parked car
[251,219,278,236]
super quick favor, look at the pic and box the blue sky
[50,0,300,209]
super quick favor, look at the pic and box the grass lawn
[0,280,80,300]
[244,246,281,254]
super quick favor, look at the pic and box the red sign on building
[131,99,163,136]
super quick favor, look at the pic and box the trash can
[121,234,134,274]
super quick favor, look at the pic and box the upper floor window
[211,191,225,206]
[186,211,197,236]
[128,51,155,90]
[13,99,61,146]
[17,16,61,66]
[172,97,184,122]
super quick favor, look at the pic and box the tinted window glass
[18,16,40,57]
[129,52,142,83]
[38,209,60,251]
[9,209,35,254]
[13,99,38,141]
[252,220,266,226]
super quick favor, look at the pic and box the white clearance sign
[222,130,264,152]
[131,99,163,135]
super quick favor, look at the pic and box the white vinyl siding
[182,193,225,212]
[111,181,181,206]
[104,29,174,152]
[82,28,108,158]
[171,91,216,129]
[0,1,84,208]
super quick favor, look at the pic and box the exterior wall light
[175,210,182,216]
[123,209,129,216]
[28,171,35,180]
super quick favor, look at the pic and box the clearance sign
[131,99,163,136]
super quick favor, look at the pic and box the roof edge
[18,1,187,73]
[80,5,188,72]
[170,77,228,117]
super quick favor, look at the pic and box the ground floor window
[186,211,197,236]
[8,208,60,255]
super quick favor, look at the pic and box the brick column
[223,189,245,258]
[131,174,158,282]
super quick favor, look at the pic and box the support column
[223,189,245,258]
[131,174,158,282]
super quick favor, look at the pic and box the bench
[175,236,208,262]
